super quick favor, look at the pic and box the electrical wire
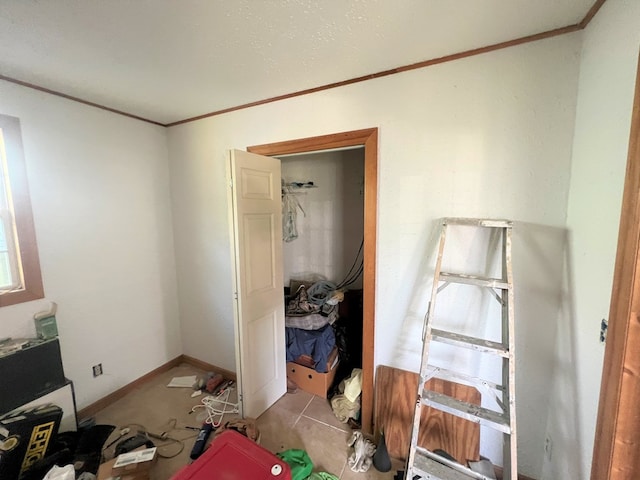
[336,238,364,289]
[102,420,199,460]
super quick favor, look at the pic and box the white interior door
[228,149,285,419]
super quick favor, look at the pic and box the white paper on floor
[167,375,197,388]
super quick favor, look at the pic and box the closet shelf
[283,181,317,189]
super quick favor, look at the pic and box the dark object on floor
[373,431,392,472]
[394,471,419,480]
[77,417,96,430]
[174,430,292,480]
[190,423,214,460]
[433,449,457,463]
[205,374,224,393]
[74,424,117,475]
[21,424,115,480]
[20,441,74,480]
[217,417,259,443]
[194,372,224,393]
[114,433,154,456]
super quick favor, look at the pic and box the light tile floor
[92,363,402,479]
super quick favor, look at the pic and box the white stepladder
[405,218,517,480]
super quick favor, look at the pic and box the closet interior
[279,147,365,425]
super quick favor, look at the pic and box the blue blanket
[286,324,336,373]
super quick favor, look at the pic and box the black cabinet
[0,338,66,413]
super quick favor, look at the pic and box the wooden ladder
[405,218,517,480]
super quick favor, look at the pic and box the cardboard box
[97,447,156,480]
[97,458,149,480]
[286,348,339,398]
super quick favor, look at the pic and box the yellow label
[20,421,55,473]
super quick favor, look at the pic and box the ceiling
[0,1,598,125]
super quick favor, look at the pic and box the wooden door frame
[591,54,640,478]
[248,127,378,435]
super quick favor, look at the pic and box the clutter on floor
[189,379,239,428]
[277,449,313,480]
[330,367,362,424]
[105,446,157,478]
[346,431,375,473]
[285,283,339,380]
[468,457,498,479]
[287,347,339,398]
[166,375,198,388]
[173,430,292,480]
[374,365,480,462]
[284,277,364,403]
[6,357,405,480]
[393,451,498,480]
[373,430,392,472]
[0,335,81,480]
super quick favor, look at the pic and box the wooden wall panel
[375,365,480,464]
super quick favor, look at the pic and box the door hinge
[234,291,238,300]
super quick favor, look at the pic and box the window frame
[0,114,44,307]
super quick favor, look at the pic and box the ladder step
[413,450,482,479]
[426,366,504,393]
[430,329,509,357]
[443,218,512,228]
[422,390,511,434]
[439,272,510,290]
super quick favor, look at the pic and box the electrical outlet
[92,363,103,377]
[544,435,553,460]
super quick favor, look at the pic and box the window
[0,114,44,306]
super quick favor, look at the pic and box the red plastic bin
[171,429,292,480]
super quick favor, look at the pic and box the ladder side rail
[506,227,518,480]
[501,227,517,480]
[406,221,448,479]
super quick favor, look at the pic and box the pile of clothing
[285,282,342,373]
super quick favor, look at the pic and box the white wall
[168,33,582,478]
[0,80,181,410]
[542,1,640,479]
[281,149,365,289]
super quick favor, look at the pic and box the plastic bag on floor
[277,449,313,480]
[347,431,375,473]
[308,473,339,480]
[43,465,75,480]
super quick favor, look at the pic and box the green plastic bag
[277,449,313,480]
[308,473,339,480]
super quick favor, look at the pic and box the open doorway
[247,128,378,434]
[278,147,365,413]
